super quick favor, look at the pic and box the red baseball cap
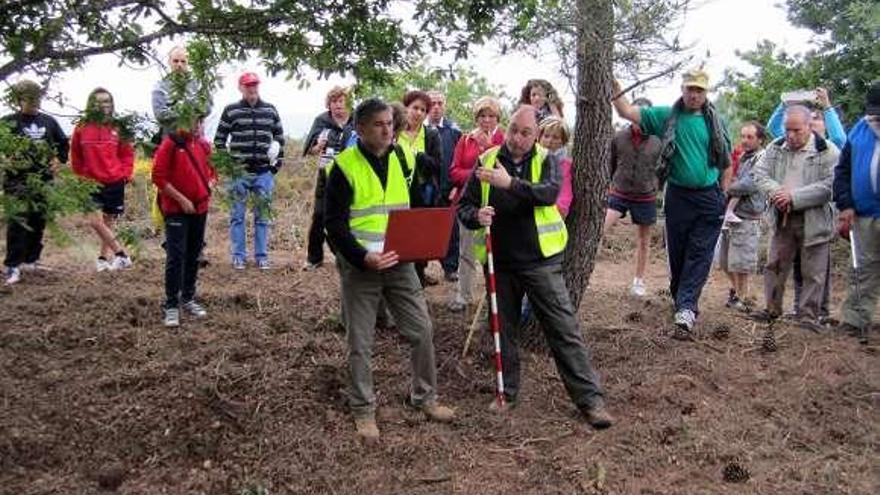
[239,72,260,86]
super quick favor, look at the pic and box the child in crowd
[151,119,216,328]
[70,87,135,271]
[519,79,564,122]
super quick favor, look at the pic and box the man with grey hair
[151,45,212,137]
[752,104,839,327]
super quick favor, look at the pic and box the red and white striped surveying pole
[485,225,506,407]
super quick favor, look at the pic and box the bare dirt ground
[1,160,878,494]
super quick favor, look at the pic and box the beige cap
[682,68,710,89]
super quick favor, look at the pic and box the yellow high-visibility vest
[474,145,568,264]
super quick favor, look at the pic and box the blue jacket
[767,102,846,150]
[427,118,462,198]
[834,117,880,218]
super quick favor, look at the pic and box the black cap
[867,80,880,116]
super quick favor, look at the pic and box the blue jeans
[229,172,274,262]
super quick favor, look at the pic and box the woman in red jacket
[447,96,505,311]
[151,119,216,328]
[70,88,135,271]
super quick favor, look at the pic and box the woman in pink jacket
[447,96,505,311]
[70,88,135,272]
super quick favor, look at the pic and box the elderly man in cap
[458,105,613,429]
[833,80,880,340]
[612,69,732,338]
[214,72,285,270]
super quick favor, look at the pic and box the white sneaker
[96,258,112,272]
[182,300,208,319]
[723,210,743,225]
[5,266,21,285]
[111,254,133,270]
[163,307,180,328]
[256,259,271,271]
[673,309,696,339]
[630,278,647,297]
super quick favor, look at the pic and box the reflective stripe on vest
[473,145,568,264]
[335,145,411,253]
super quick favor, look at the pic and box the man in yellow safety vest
[323,98,455,441]
[457,105,613,429]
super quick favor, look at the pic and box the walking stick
[849,228,868,345]
[485,225,506,407]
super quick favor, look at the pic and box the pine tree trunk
[522,0,613,349]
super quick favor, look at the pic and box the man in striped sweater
[214,72,285,270]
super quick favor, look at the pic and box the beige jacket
[753,133,839,246]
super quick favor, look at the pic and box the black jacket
[1,112,69,193]
[303,111,354,157]
[457,144,562,270]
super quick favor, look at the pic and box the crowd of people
[2,45,879,441]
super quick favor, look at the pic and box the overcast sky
[10,0,816,138]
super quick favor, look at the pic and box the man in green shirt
[612,69,732,338]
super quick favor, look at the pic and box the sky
[9,0,817,138]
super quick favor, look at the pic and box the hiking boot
[111,254,133,270]
[4,266,21,285]
[182,300,207,319]
[837,321,862,337]
[487,396,517,413]
[354,417,380,441]
[96,257,112,272]
[163,307,180,328]
[673,309,696,340]
[582,404,614,430]
[256,259,271,271]
[232,258,246,270]
[420,402,455,423]
[630,278,647,297]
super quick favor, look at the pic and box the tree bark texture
[521,0,613,350]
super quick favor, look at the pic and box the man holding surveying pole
[833,81,880,344]
[457,105,612,429]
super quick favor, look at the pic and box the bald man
[151,46,213,137]
[458,106,613,429]
[752,105,839,328]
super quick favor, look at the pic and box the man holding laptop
[324,98,455,441]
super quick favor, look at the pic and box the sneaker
[4,266,21,285]
[795,316,825,334]
[301,260,322,271]
[582,404,614,429]
[673,309,696,340]
[630,278,647,297]
[724,210,743,225]
[181,300,207,319]
[354,417,380,441]
[419,402,456,423]
[447,298,466,312]
[232,258,246,270]
[20,262,51,272]
[163,307,180,328]
[111,254,133,270]
[96,258,112,272]
[256,259,271,271]
[487,396,517,413]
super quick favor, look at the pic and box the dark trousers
[493,261,604,410]
[440,219,460,275]
[4,211,47,267]
[164,214,207,309]
[664,183,724,314]
[306,170,327,265]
